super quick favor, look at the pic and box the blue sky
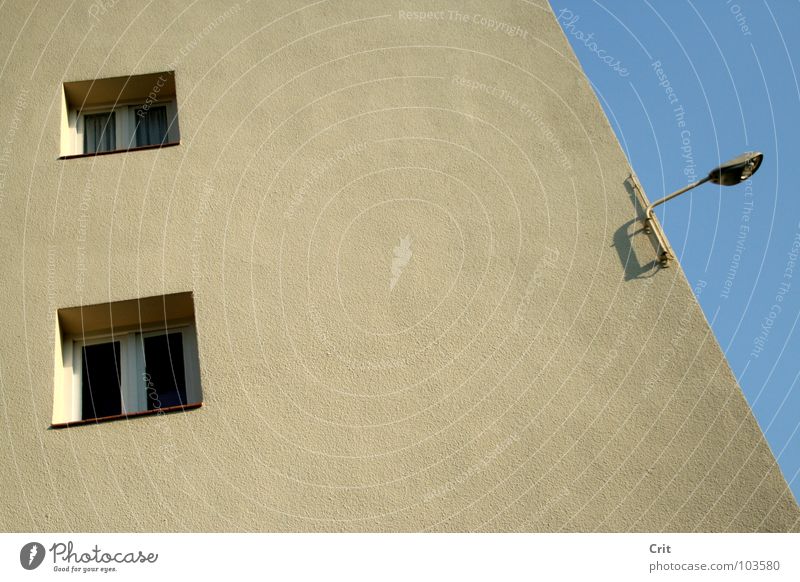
[549,0,800,500]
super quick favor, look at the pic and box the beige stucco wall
[0,0,797,532]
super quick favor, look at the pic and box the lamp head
[708,151,763,186]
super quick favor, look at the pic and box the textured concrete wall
[0,0,797,532]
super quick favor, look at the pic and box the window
[61,71,180,158]
[53,292,202,426]
[80,338,122,419]
[73,325,199,421]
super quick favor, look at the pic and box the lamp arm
[645,175,711,221]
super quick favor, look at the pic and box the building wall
[0,0,797,531]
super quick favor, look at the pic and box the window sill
[58,141,181,160]
[50,401,202,429]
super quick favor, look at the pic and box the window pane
[134,106,169,147]
[81,341,122,420]
[83,112,116,153]
[142,332,187,410]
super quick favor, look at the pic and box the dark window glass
[83,112,116,153]
[81,341,122,420]
[134,106,169,147]
[142,332,186,410]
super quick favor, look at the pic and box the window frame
[72,334,127,419]
[60,323,201,426]
[70,99,179,156]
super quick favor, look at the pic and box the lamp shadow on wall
[612,178,661,280]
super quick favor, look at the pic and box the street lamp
[643,151,763,266]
